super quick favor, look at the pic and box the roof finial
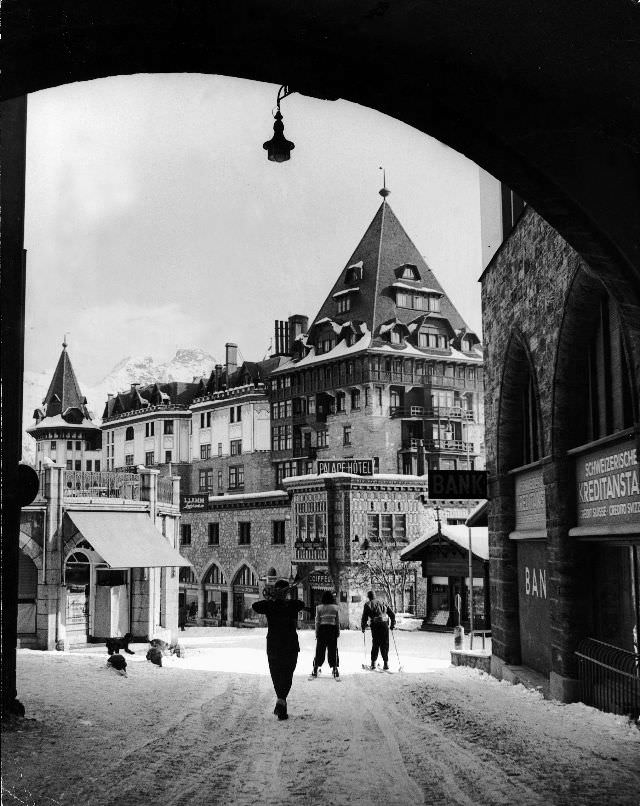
[379,166,390,198]
[62,334,68,349]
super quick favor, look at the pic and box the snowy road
[2,628,639,806]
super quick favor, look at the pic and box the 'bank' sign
[575,438,639,526]
[429,470,487,499]
[317,458,374,476]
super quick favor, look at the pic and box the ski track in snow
[2,629,639,806]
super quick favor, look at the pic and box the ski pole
[362,630,369,670]
[391,628,403,672]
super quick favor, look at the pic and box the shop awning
[64,511,192,568]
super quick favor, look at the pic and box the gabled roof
[311,198,469,339]
[400,525,489,562]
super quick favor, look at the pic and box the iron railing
[62,470,141,500]
[575,638,639,718]
[294,542,329,563]
[157,475,175,505]
[390,405,475,420]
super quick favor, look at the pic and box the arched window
[125,426,134,441]
[179,567,197,584]
[203,564,226,585]
[233,565,258,587]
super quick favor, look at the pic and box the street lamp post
[263,85,296,162]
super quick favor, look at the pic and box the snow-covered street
[2,628,639,806]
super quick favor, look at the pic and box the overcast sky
[25,73,486,385]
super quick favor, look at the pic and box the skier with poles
[311,591,341,679]
[361,590,396,671]
[252,580,311,720]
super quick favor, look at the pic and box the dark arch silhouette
[2,0,640,714]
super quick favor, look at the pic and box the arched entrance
[64,551,91,645]
[232,565,260,626]
[202,563,227,625]
[179,566,199,615]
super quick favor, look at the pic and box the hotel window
[351,389,361,410]
[230,439,242,456]
[238,522,251,545]
[367,514,380,542]
[317,430,328,448]
[411,295,425,311]
[199,469,213,491]
[336,392,346,412]
[229,465,244,489]
[145,450,155,466]
[343,425,352,446]
[95,460,101,471]
[67,440,73,450]
[180,524,191,546]
[125,427,134,441]
[236,406,242,422]
[399,265,419,280]
[165,450,172,463]
[66,460,73,470]
[145,422,155,437]
[125,454,134,466]
[337,296,351,314]
[51,441,57,451]
[164,420,173,435]
[428,296,441,312]
[467,367,476,381]
[381,514,393,542]
[200,412,211,428]
[390,330,401,344]
[307,396,315,415]
[86,460,92,471]
[200,444,211,459]
[218,442,223,456]
[73,460,80,471]
[394,515,407,541]
[418,332,428,348]
[217,470,223,490]
[273,520,286,545]
[364,387,370,408]
[396,292,410,308]
[208,522,219,545]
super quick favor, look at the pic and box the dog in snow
[106,633,135,656]
[107,653,128,676]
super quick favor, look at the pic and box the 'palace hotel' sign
[317,458,375,476]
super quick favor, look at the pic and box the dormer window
[394,263,421,281]
[394,288,441,311]
[333,287,358,314]
[337,296,351,314]
[418,328,449,349]
[345,261,363,284]
[390,330,402,345]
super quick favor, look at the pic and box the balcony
[294,540,329,563]
[391,405,475,421]
[62,470,141,500]
[402,438,473,453]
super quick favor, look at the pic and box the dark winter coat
[361,599,396,631]
[252,599,306,653]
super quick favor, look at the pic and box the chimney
[214,364,223,389]
[288,314,309,348]
[130,383,140,392]
[225,343,238,378]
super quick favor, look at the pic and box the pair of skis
[308,667,341,681]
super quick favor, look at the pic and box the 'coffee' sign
[429,470,487,499]
[181,494,208,511]
[317,459,374,476]
[575,438,639,526]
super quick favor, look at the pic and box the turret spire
[379,166,390,199]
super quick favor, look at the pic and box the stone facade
[481,206,640,703]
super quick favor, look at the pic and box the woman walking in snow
[252,580,310,720]
[312,591,340,678]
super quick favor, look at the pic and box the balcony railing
[63,470,140,500]
[390,405,475,420]
[294,541,329,563]
[402,438,473,453]
[157,476,175,505]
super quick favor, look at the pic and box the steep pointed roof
[311,197,468,336]
[28,341,100,436]
[41,342,92,421]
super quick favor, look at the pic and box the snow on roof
[272,328,373,372]
[208,490,289,503]
[348,260,363,269]
[282,472,428,484]
[401,525,489,562]
[332,287,360,298]
[27,414,100,432]
[391,281,443,294]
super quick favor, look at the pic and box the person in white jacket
[312,591,340,678]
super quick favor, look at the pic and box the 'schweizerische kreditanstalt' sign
[575,438,639,525]
[317,459,374,476]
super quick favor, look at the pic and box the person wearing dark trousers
[313,591,340,678]
[252,580,310,720]
[361,591,396,670]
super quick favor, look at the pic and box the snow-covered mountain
[21,348,217,466]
